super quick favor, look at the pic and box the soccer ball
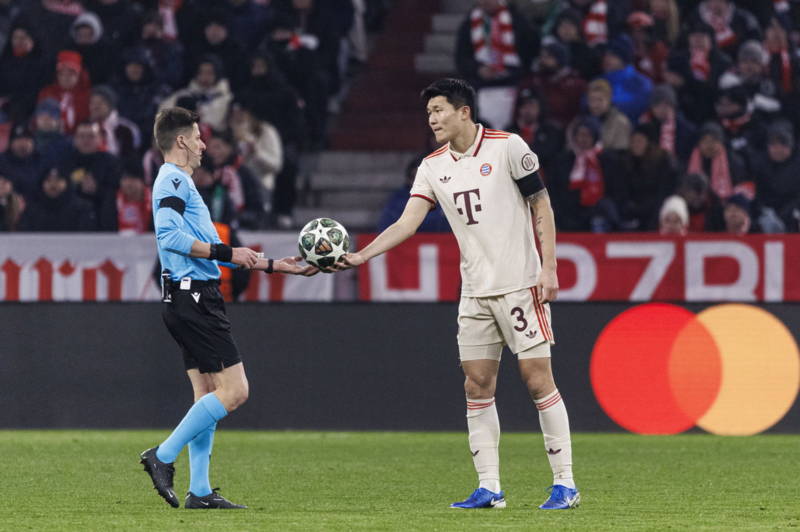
[298,218,350,271]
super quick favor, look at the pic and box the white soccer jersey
[410,124,542,297]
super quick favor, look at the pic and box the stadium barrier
[2,302,798,433]
[2,233,799,302]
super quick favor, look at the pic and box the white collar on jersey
[449,124,484,160]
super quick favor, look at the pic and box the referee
[139,107,316,509]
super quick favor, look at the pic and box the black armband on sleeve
[264,258,274,274]
[209,243,233,262]
[158,196,186,215]
[516,171,545,197]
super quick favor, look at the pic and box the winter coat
[160,78,233,131]
[603,64,653,123]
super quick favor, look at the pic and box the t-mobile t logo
[453,189,482,225]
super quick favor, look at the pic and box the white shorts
[457,286,554,361]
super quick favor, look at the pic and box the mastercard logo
[590,303,800,435]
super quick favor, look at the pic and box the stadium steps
[328,0,442,151]
[414,0,472,74]
[299,151,417,231]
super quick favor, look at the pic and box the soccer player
[140,107,316,509]
[334,79,579,510]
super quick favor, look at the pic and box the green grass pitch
[2,430,798,531]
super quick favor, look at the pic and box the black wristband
[264,258,274,274]
[209,243,233,263]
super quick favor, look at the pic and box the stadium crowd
[445,0,800,235]
[0,0,382,233]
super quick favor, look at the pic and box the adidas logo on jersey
[439,175,452,183]
[525,330,538,339]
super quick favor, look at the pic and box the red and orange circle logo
[590,303,800,435]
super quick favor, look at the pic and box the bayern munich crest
[479,163,492,176]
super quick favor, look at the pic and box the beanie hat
[767,120,795,146]
[606,34,634,64]
[660,195,689,225]
[543,41,570,67]
[650,84,677,108]
[56,49,82,73]
[737,40,766,65]
[35,98,61,119]
[91,85,118,108]
[698,121,725,143]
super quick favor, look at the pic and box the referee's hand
[232,247,260,269]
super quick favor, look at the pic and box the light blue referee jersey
[152,162,223,281]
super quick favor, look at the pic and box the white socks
[535,389,575,489]
[466,397,501,493]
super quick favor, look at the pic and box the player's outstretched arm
[253,256,319,276]
[333,196,431,270]
[529,189,559,303]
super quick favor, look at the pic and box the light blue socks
[188,423,216,496]
[156,393,227,463]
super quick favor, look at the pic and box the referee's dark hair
[420,78,476,120]
[153,107,200,155]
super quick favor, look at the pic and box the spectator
[17,0,84,61]
[0,124,44,201]
[0,172,24,231]
[687,121,748,201]
[692,0,762,58]
[550,116,618,231]
[753,121,800,230]
[608,123,679,230]
[228,101,283,192]
[675,171,725,231]
[455,0,535,90]
[658,194,689,235]
[206,127,267,230]
[648,0,680,45]
[112,46,171,140]
[160,55,233,131]
[32,98,71,164]
[627,11,670,83]
[551,8,600,80]
[764,19,800,100]
[521,41,587,129]
[223,0,275,50]
[378,156,450,232]
[186,10,247,91]
[714,85,768,172]
[719,40,781,115]
[139,9,184,89]
[584,78,632,150]
[265,0,353,147]
[723,193,755,234]
[504,88,564,176]
[89,85,142,159]
[67,11,114,85]
[84,0,142,51]
[37,50,91,135]
[602,33,653,122]
[238,51,304,149]
[639,84,697,162]
[18,166,96,231]
[61,121,120,230]
[665,20,732,125]
[0,0,22,56]
[0,23,50,124]
[115,159,152,234]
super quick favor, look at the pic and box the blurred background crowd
[0,0,387,234]
[2,0,800,238]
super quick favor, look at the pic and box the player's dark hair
[420,78,476,120]
[153,107,199,154]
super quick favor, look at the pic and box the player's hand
[231,247,260,268]
[537,266,559,304]
[275,256,319,276]
[330,252,365,271]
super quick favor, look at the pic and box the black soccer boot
[185,488,248,509]
[139,447,179,508]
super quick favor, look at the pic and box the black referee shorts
[162,282,242,374]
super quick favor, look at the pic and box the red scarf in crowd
[470,2,521,70]
[569,145,604,206]
[690,49,711,81]
[583,1,608,46]
[699,1,736,49]
[688,147,733,199]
